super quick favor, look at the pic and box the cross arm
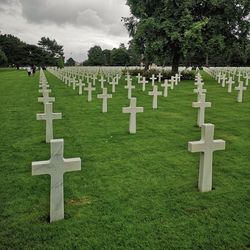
[64,158,81,173]
[32,160,51,176]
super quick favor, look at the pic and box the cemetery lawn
[0,68,250,250]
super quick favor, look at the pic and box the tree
[38,37,64,58]
[87,46,104,66]
[65,57,76,66]
[0,49,7,66]
[111,44,130,66]
[103,49,111,65]
[57,56,64,68]
[123,0,250,72]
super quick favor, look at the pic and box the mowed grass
[0,68,249,250]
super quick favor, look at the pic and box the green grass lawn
[0,68,249,250]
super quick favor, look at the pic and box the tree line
[0,34,64,68]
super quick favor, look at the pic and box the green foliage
[0,49,8,66]
[88,46,105,66]
[124,0,250,70]
[57,56,64,68]
[65,57,76,67]
[111,44,130,66]
[0,34,64,66]
[38,37,64,58]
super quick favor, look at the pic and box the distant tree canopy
[0,33,64,67]
[82,43,136,66]
[65,57,76,66]
[123,0,250,72]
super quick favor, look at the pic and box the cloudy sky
[0,0,131,62]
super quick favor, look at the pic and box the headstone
[76,79,85,95]
[150,74,157,86]
[99,76,106,88]
[32,139,81,222]
[38,92,55,104]
[122,97,144,134]
[125,80,135,99]
[148,85,162,109]
[192,93,211,127]
[109,78,118,93]
[140,77,148,92]
[36,103,62,143]
[84,82,96,102]
[97,88,112,113]
[157,73,163,83]
[235,81,247,103]
[226,77,235,93]
[161,79,171,97]
[188,123,226,192]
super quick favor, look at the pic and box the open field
[0,69,249,249]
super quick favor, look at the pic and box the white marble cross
[99,76,106,88]
[192,93,211,127]
[157,73,163,83]
[75,79,84,95]
[136,73,141,84]
[161,79,171,97]
[97,88,112,113]
[174,74,179,85]
[150,74,157,86]
[122,97,144,134]
[39,89,51,96]
[245,73,249,86]
[125,80,135,99]
[72,77,78,90]
[194,82,207,96]
[221,74,227,87]
[109,78,118,93]
[149,85,162,109]
[92,74,97,86]
[235,81,247,103]
[226,77,235,93]
[188,123,225,192]
[84,82,96,102]
[141,77,148,92]
[36,103,62,143]
[38,92,55,104]
[32,139,81,222]
[170,76,175,89]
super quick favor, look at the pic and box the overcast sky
[0,0,131,62]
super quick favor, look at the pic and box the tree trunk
[172,51,181,74]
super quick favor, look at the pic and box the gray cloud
[0,0,131,61]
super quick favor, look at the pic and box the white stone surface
[99,76,106,88]
[97,88,112,113]
[125,80,135,99]
[161,79,171,97]
[122,98,144,134]
[84,82,96,102]
[38,91,55,104]
[141,77,148,92]
[150,74,157,86]
[32,139,81,222]
[192,94,211,127]
[76,79,85,95]
[235,81,247,102]
[148,86,162,109]
[188,124,225,192]
[226,77,235,93]
[36,103,62,143]
[109,78,118,93]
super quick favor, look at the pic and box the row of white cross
[188,72,226,192]
[32,69,82,223]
